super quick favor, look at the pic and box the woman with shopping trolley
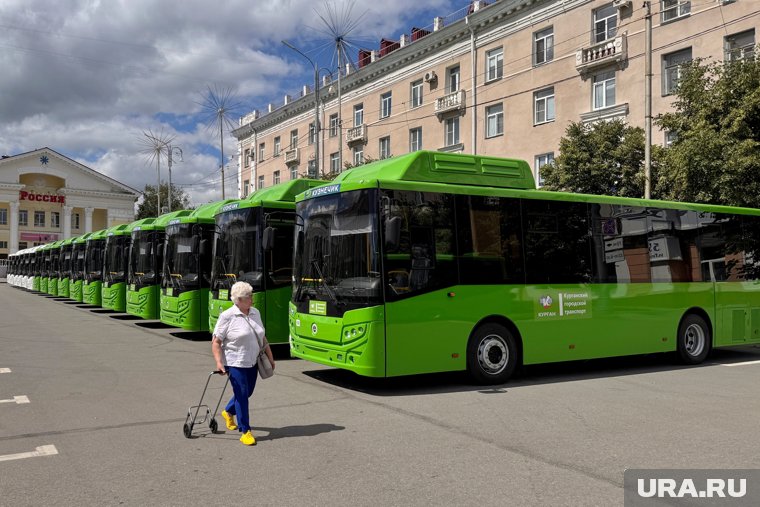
[212,281,275,446]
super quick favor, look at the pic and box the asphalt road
[1,282,759,506]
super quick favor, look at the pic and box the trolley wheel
[677,314,711,365]
[183,423,193,439]
[467,323,519,385]
[209,418,219,434]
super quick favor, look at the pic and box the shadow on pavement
[255,423,345,442]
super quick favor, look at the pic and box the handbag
[245,315,274,379]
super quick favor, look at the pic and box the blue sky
[0,0,460,206]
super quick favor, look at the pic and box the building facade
[0,147,139,257]
[233,0,757,194]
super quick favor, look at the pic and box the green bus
[57,237,76,299]
[209,179,324,337]
[70,233,93,303]
[288,151,760,384]
[39,243,52,293]
[160,200,235,331]
[126,211,191,320]
[46,240,63,296]
[83,229,108,306]
[101,224,133,311]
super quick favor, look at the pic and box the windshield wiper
[311,259,340,306]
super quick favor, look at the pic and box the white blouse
[212,305,265,368]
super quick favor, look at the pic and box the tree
[540,119,651,197]
[656,56,760,207]
[136,183,191,219]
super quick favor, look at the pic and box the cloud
[0,0,456,206]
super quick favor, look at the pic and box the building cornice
[59,188,138,201]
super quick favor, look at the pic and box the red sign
[19,190,65,204]
[20,232,59,242]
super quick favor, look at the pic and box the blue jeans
[224,365,258,432]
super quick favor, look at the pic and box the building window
[534,87,555,125]
[258,175,264,189]
[290,166,298,180]
[380,92,392,119]
[485,103,504,138]
[594,4,617,43]
[662,48,692,96]
[725,30,755,62]
[593,70,615,110]
[273,136,281,157]
[34,211,45,227]
[533,27,554,66]
[0,241,7,250]
[445,117,460,147]
[243,179,250,196]
[18,241,27,250]
[486,48,503,82]
[661,0,690,23]
[447,65,460,93]
[51,212,60,228]
[354,104,364,126]
[329,114,339,137]
[308,123,316,145]
[0,208,6,225]
[307,159,317,178]
[244,148,251,167]
[534,153,554,188]
[330,152,340,173]
[409,127,422,152]
[665,131,677,147]
[353,146,364,165]
[273,170,280,185]
[411,80,423,108]
[290,129,298,149]
[19,210,27,227]
[74,213,80,229]
[379,136,391,159]
[258,143,265,162]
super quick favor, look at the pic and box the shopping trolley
[183,370,230,438]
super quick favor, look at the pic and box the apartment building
[233,0,758,195]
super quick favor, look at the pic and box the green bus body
[70,233,93,303]
[83,229,108,306]
[209,179,325,338]
[160,200,235,331]
[39,244,50,293]
[101,224,133,311]
[46,240,62,296]
[289,151,760,383]
[32,245,44,291]
[126,211,191,320]
[57,237,76,299]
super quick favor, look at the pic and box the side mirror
[385,216,402,250]
[263,227,275,251]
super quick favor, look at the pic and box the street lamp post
[282,40,320,177]
[167,145,183,213]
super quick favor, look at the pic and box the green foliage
[136,182,192,219]
[656,56,760,207]
[541,119,650,197]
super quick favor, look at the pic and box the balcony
[284,148,300,165]
[435,90,466,117]
[346,124,367,145]
[575,34,627,77]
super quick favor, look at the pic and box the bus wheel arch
[466,317,522,385]
[676,309,712,365]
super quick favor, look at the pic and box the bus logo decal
[536,291,591,320]
[309,300,327,315]
[540,295,553,309]
[309,184,341,198]
[311,323,318,335]
[220,203,239,213]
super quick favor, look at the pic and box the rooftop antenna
[197,84,242,199]
[138,128,174,216]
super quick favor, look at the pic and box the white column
[106,208,111,229]
[62,205,72,239]
[85,207,93,233]
[9,201,19,253]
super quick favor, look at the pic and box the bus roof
[105,223,131,237]
[86,229,109,241]
[168,200,236,225]
[60,236,77,247]
[298,151,535,202]
[216,179,326,215]
[73,232,94,244]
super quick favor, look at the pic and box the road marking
[0,368,10,373]
[0,445,58,463]
[720,359,760,367]
[0,396,30,404]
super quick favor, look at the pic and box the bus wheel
[677,314,711,365]
[467,323,518,385]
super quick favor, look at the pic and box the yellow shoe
[240,430,256,446]
[221,410,237,431]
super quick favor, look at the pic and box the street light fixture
[282,40,320,177]
[167,145,183,212]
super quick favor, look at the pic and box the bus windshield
[60,247,72,276]
[163,223,202,292]
[129,230,162,288]
[212,207,262,292]
[71,244,85,280]
[84,239,105,282]
[293,188,382,316]
[104,235,129,284]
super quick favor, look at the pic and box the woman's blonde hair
[230,281,253,302]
